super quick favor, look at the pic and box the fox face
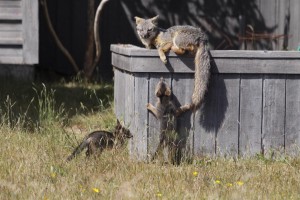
[155,77,171,97]
[135,16,159,48]
[115,119,133,140]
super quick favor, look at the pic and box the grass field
[1,80,300,199]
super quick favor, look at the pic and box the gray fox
[66,120,132,161]
[147,78,190,164]
[135,16,210,111]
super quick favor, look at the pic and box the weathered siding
[0,0,38,65]
[112,44,300,159]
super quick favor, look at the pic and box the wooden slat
[216,74,240,156]
[285,75,300,155]
[114,68,125,120]
[289,0,300,50]
[239,75,263,156]
[111,45,300,74]
[132,73,149,160]
[0,1,21,7]
[22,0,39,64]
[258,0,278,50]
[0,56,22,64]
[0,38,22,45]
[0,7,22,20]
[124,72,135,156]
[172,74,194,158]
[111,45,300,58]
[193,74,219,156]
[0,48,22,56]
[0,24,22,31]
[148,74,171,159]
[262,75,285,153]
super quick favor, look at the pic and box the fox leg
[175,104,192,117]
[147,103,159,119]
[171,45,186,55]
[158,43,172,64]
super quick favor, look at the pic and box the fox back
[66,120,132,161]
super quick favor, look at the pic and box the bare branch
[85,0,111,79]
[40,0,80,73]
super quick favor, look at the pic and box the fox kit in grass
[147,78,190,164]
[66,120,132,161]
[135,16,210,111]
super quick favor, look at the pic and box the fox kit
[147,78,190,164]
[66,120,132,161]
[135,16,210,111]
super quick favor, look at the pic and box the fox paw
[146,103,150,109]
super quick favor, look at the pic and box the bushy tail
[191,42,210,111]
[66,140,88,161]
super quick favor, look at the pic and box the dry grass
[1,80,300,199]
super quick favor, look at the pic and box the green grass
[1,80,300,199]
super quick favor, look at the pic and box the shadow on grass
[0,79,114,129]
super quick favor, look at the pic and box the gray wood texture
[262,76,285,153]
[111,45,300,74]
[285,75,300,155]
[239,75,263,156]
[22,0,39,64]
[112,45,300,159]
[0,0,38,65]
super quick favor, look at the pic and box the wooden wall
[112,44,300,160]
[40,0,300,78]
[0,0,38,65]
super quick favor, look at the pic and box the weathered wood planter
[111,44,300,160]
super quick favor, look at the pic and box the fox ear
[150,15,159,25]
[165,88,171,96]
[117,119,121,126]
[134,16,144,25]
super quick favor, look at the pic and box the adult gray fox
[66,120,132,161]
[147,78,190,164]
[135,15,210,111]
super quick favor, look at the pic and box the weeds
[1,80,300,199]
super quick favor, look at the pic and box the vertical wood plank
[262,75,285,153]
[114,69,126,121]
[114,68,120,118]
[257,0,278,50]
[194,74,219,156]
[147,73,171,159]
[124,72,135,155]
[239,75,263,156]
[289,0,300,50]
[172,73,194,158]
[132,73,149,160]
[22,0,39,64]
[285,75,300,155]
[216,74,240,156]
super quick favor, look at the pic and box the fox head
[115,119,133,140]
[155,77,171,97]
[135,15,159,48]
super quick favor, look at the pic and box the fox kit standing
[135,16,210,111]
[66,120,132,161]
[147,78,190,164]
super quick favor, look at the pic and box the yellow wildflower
[215,180,221,184]
[50,172,56,178]
[227,183,233,187]
[92,188,100,193]
[193,171,199,177]
[156,192,162,197]
[236,181,244,186]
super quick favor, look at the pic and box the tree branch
[40,0,80,73]
[85,0,110,79]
